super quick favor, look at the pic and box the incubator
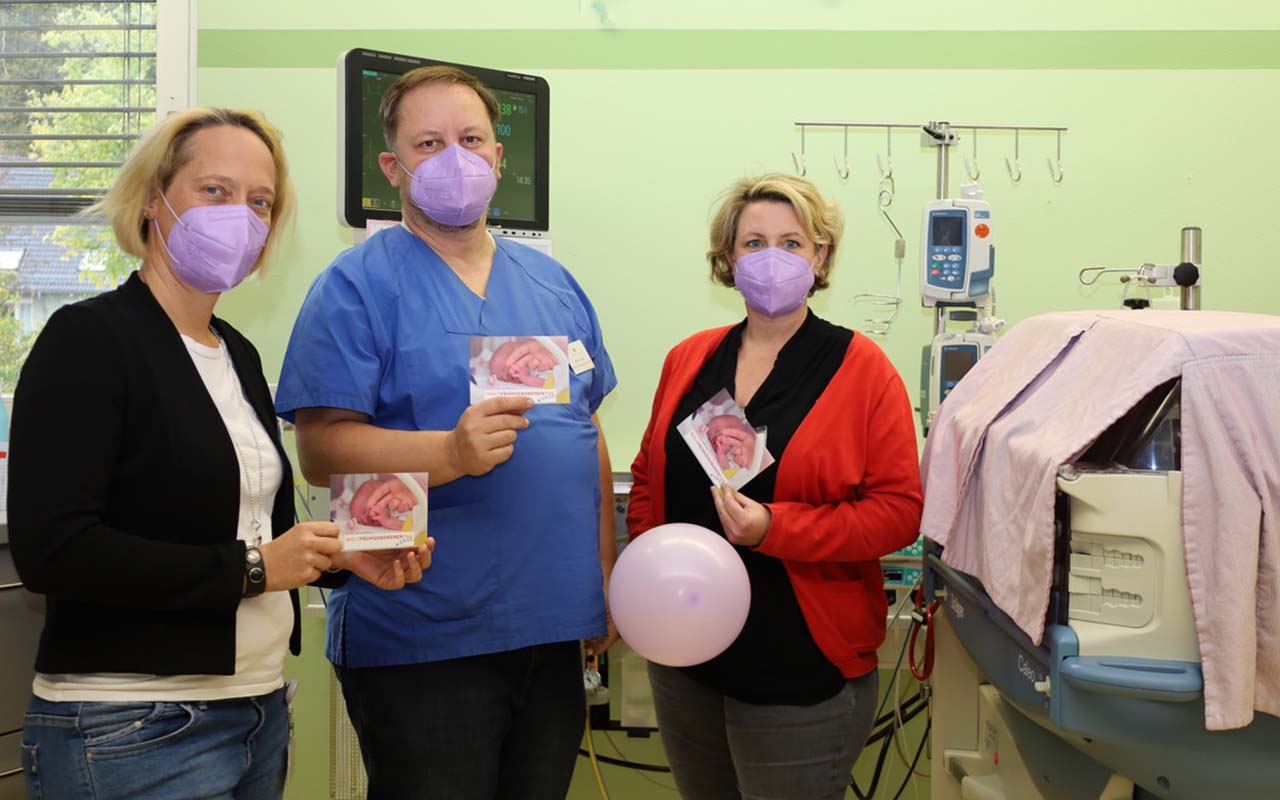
[922,318,1280,800]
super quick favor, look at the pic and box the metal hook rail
[791,120,1068,192]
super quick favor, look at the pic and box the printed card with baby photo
[675,389,775,490]
[330,473,430,551]
[469,336,571,405]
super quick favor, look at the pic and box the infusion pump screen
[359,69,538,224]
[931,215,964,247]
[942,346,978,378]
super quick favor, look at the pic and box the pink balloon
[609,523,750,667]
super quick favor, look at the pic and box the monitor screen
[941,345,978,381]
[339,49,549,231]
[930,213,964,248]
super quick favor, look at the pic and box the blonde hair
[89,107,295,273]
[707,173,844,292]
[379,65,501,151]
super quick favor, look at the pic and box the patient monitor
[337,47,551,246]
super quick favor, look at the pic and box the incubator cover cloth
[920,309,1280,730]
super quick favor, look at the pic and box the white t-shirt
[33,333,291,702]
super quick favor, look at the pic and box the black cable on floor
[852,692,929,797]
[890,719,931,800]
[851,715,896,800]
[864,694,927,746]
[576,749,673,773]
[874,687,923,730]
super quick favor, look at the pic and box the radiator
[329,669,368,800]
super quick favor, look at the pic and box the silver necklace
[214,331,266,546]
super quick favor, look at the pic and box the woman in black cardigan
[8,108,431,800]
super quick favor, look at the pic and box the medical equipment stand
[1180,227,1201,310]
[1077,227,1203,310]
[791,119,1066,336]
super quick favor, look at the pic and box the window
[0,1,185,390]
[0,1,157,219]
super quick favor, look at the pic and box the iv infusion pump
[920,198,995,307]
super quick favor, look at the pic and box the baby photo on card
[675,389,775,490]
[469,335,570,405]
[330,472,430,551]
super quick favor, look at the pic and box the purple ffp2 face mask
[400,144,497,227]
[155,193,268,294]
[733,248,816,318]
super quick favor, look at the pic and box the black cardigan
[9,272,303,676]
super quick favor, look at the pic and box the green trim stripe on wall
[199,29,1280,70]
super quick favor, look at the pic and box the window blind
[0,0,156,221]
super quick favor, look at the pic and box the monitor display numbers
[489,88,536,222]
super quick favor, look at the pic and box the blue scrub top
[276,227,617,667]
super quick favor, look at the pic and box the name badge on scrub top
[469,335,572,405]
[566,340,595,375]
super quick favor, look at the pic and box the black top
[663,311,853,705]
[8,272,329,676]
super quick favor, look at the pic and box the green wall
[197,10,1280,465]
[194,3,1280,798]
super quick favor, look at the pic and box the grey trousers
[647,662,878,800]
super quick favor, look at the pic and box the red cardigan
[627,325,923,679]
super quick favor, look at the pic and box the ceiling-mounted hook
[1047,129,1064,183]
[876,126,893,180]
[834,125,850,181]
[792,125,807,176]
[963,127,981,181]
[1004,128,1022,183]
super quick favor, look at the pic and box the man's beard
[410,204,483,234]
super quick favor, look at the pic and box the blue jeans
[335,640,584,800]
[19,688,289,800]
[648,662,879,800]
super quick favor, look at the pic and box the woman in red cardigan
[627,173,923,800]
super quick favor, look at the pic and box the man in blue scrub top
[275,65,618,800]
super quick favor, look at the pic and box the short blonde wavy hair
[707,173,844,292]
[89,107,295,273]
